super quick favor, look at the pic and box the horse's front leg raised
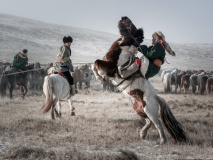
[91,64,105,83]
[68,97,75,116]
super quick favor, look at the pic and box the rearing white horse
[92,38,186,144]
[42,71,75,120]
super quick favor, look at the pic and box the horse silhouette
[71,64,90,89]
[0,63,34,99]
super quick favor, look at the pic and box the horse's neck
[117,46,133,66]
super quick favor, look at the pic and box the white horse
[162,69,179,93]
[92,39,186,144]
[42,72,75,120]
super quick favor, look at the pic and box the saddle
[57,72,65,77]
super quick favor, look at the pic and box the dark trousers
[63,71,74,85]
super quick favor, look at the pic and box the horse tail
[199,76,208,95]
[42,76,54,113]
[206,78,212,94]
[180,76,185,91]
[0,71,7,97]
[190,75,196,94]
[157,96,186,142]
[163,73,171,92]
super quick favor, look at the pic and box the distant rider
[13,49,28,77]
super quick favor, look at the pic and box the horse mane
[26,63,34,70]
[95,39,122,77]
[104,38,122,61]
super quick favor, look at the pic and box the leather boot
[119,63,139,78]
[70,85,77,96]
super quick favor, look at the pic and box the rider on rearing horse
[118,17,175,80]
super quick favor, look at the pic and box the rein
[113,71,143,91]
[126,23,143,53]
[127,25,171,65]
[1,68,45,77]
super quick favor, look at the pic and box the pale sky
[0,0,212,44]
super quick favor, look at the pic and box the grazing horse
[199,75,209,95]
[206,77,213,94]
[28,62,42,90]
[190,72,206,94]
[0,64,34,99]
[161,69,172,83]
[190,73,198,94]
[180,74,192,93]
[42,73,75,120]
[162,69,178,93]
[176,71,186,91]
[103,77,117,92]
[71,64,90,89]
[92,30,186,144]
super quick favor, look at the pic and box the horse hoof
[140,132,146,140]
[160,139,167,145]
[71,112,75,116]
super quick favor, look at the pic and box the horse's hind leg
[144,102,167,144]
[51,98,59,120]
[54,101,61,118]
[140,118,153,140]
[68,97,75,116]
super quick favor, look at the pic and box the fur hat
[63,36,73,43]
[152,31,165,42]
[152,31,175,56]
[22,49,28,54]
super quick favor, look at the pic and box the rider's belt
[153,59,162,68]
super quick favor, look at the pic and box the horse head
[26,63,34,70]
[118,16,144,47]
[79,64,90,74]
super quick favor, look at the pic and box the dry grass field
[0,75,213,160]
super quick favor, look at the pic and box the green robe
[138,43,166,79]
[13,53,28,70]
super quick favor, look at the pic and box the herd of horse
[0,62,93,99]
[161,68,213,95]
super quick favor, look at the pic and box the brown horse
[199,75,209,95]
[176,71,186,91]
[180,74,192,93]
[28,62,53,90]
[28,62,42,90]
[0,63,34,99]
[206,77,213,94]
[190,72,206,94]
[71,64,90,89]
